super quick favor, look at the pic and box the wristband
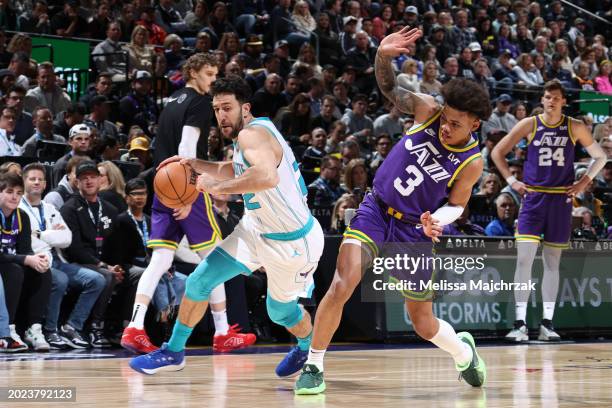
[505,175,518,185]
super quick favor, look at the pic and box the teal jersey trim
[262,215,314,241]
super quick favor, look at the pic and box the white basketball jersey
[232,118,311,235]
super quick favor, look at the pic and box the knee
[51,269,69,292]
[89,272,107,291]
[411,312,437,340]
[185,260,218,302]
[266,296,302,328]
[327,265,361,304]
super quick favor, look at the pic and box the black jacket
[0,208,33,265]
[60,194,118,265]
[105,212,150,270]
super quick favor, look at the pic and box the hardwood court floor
[1,342,612,408]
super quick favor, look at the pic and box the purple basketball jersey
[524,115,575,188]
[373,110,482,223]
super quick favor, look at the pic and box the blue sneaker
[129,343,186,375]
[276,346,308,377]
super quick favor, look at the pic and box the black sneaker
[45,331,71,350]
[60,324,90,349]
[89,327,112,348]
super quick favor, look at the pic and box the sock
[128,302,148,329]
[515,302,527,323]
[297,330,313,351]
[167,321,193,352]
[306,347,326,371]
[542,246,561,321]
[543,302,555,320]
[429,318,472,369]
[212,309,229,335]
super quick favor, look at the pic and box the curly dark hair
[440,78,492,120]
[182,52,219,82]
[210,75,252,104]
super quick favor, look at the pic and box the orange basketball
[154,162,199,209]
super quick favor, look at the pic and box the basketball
[154,162,199,209]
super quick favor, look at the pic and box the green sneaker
[456,332,486,387]
[294,364,326,395]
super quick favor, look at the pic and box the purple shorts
[148,192,221,251]
[343,193,434,300]
[516,191,572,248]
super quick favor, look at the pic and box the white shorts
[217,215,324,302]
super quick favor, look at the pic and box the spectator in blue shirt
[485,193,517,237]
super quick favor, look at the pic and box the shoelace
[227,324,244,334]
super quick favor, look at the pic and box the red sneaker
[213,324,256,353]
[121,327,159,354]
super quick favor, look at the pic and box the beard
[229,114,244,140]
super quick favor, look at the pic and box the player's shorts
[342,192,435,301]
[215,215,324,302]
[147,192,222,251]
[516,190,572,248]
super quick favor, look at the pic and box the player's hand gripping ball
[154,161,199,209]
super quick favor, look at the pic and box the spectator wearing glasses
[0,107,20,157]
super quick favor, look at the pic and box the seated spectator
[0,107,21,156]
[245,54,280,93]
[0,266,25,351]
[572,168,604,220]
[21,107,67,158]
[193,32,212,55]
[155,0,185,34]
[92,22,126,82]
[329,193,358,234]
[325,120,347,154]
[302,128,327,167]
[240,34,265,71]
[79,73,114,113]
[332,79,352,114]
[24,62,72,117]
[341,139,362,165]
[457,47,475,80]
[341,94,374,148]
[279,93,312,144]
[164,34,187,75]
[0,172,52,351]
[492,49,520,84]
[308,155,346,208]
[250,74,286,119]
[184,0,210,33]
[370,134,392,174]
[485,193,517,236]
[88,1,112,40]
[596,160,612,189]
[60,161,127,347]
[45,155,88,211]
[136,5,167,46]
[52,124,91,187]
[124,135,152,171]
[119,71,158,137]
[18,0,52,34]
[345,31,376,93]
[482,94,518,140]
[5,85,33,146]
[207,128,223,162]
[53,102,87,140]
[0,69,15,96]
[419,61,442,96]
[342,158,369,198]
[97,161,127,212]
[124,25,165,77]
[373,103,404,139]
[513,53,544,86]
[471,173,502,228]
[546,53,573,87]
[315,12,342,68]
[501,159,524,205]
[473,58,496,98]
[572,61,595,91]
[400,60,420,91]
[83,96,119,142]
[19,163,104,349]
[311,95,339,134]
[594,60,612,95]
[445,208,486,236]
[51,0,90,37]
[439,57,459,84]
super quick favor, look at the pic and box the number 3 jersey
[523,114,575,190]
[373,110,481,224]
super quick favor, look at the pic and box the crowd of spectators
[0,0,611,352]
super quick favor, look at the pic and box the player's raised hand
[379,27,423,58]
[420,211,443,243]
[156,155,183,171]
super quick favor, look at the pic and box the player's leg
[406,300,485,387]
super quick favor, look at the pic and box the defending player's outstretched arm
[375,27,438,122]
[196,126,281,195]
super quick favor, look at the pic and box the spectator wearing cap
[18,0,51,34]
[92,22,126,82]
[124,136,151,171]
[24,62,71,117]
[0,69,15,97]
[482,94,518,141]
[547,53,573,88]
[250,74,286,119]
[453,9,478,52]
[403,6,419,26]
[52,124,91,187]
[60,160,128,347]
[8,52,30,90]
[239,34,265,71]
[346,31,377,94]
[21,107,66,158]
[567,17,586,44]
[468,42,483,62]
[492,6,510,34]
[273,40,291,78]
[340,15,358,55]
[4,86,33,146]
[123,25,166,77]
[0,106,20,157]
[492,49,520,84]
[83,95,119,142]
[118,71,158,137]
[341,94,373,147]
[501,159,525,206]
[315,11,342,68]
[51,0,90,37]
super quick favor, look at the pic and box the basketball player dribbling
[121,54,255,354]
[492,80,606,342]
[294,27,492,394]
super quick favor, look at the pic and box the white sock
[128,302,148,329]
[429,318,472,368]
[306,347,326,372]
[212,309,229,335]
[543,302,555,320]
[515,302,528,323]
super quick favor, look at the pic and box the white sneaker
[538,319,561,341]
[9,324,29,351]
[505,320,529,342]
[25,324,50,351]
